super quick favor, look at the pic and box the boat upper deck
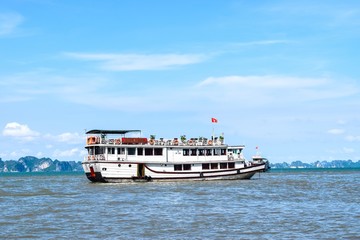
[85,129,244,148]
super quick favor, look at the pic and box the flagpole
[211,117,217,145]
[212,126,214,146]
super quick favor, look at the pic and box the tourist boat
[82,129,268,182]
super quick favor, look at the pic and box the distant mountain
[1,156,359,172]
[270,160,360,169]
[0,156,83,173]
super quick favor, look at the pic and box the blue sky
[1,0,360,163]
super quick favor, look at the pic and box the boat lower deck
[83,161,265,183]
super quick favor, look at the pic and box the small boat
[252,147,271,172]
[82,129,268,182]
[252,155,270,172]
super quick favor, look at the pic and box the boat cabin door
[137,164,145,178]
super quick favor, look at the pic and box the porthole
[118,164,121,167]
[129,164,132,167]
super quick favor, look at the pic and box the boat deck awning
[86,129,141,135]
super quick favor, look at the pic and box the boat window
[213,149,220,156]
[88,148,94,155]
[108,147,115,155]
[154,148,163,156]
[117,148,125,155]
[94,147,104,154]
[202,163,210,170]
[228,162,235,168]
[128,148,136,155]
[221,149,226,155]
[137,148,143,156]
[206,149,212,156]
[183,164,191,170]
[174,164,182,171]
[190,149,197,156]
[220,163,227,169]
[211,163,218,169]
[231,149,242,154]
[145,148,153,156]
[198,149,205,156]
[183,149,189,156]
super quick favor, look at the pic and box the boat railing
[86,136,225,146]
[85,154,105,161]
[227,153,245,161]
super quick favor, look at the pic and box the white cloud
[10,151,19,157]
[345,135,360,142]
[230,40,290,47]
[44,132,84,144]
[0,13,24,36]
[57,73,359,113]
[8,149,30,158]
[328,147,356,155]
[197,75,328,88]
[0,96,32,103]
[342,147,355,154]
[57,132,84,144]
[0,71,107,104]
[64,52,207,71]
[327,8,360,27]
[3,122,40,141]
[195,75,358,105]
[79,149,87,156]
[36,152,44,158]
[53,148,81,158]
[337,120,347,125]
[327,128,345,135]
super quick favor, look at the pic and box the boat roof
[86,129,141,135]
[228,145,245,148]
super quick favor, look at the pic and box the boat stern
[82,161,106,182]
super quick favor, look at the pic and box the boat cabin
[85,129,245,164]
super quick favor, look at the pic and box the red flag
[211,118,218,123]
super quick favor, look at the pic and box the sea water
[0,169,359,239]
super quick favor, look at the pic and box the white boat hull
[82,161,266,183]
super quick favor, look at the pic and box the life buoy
[188,140,193,145]
[208,140,213,145]
[173,140,179,145]
[149,139,155,145]
[87,137,95,145]
[115,138,121,144]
